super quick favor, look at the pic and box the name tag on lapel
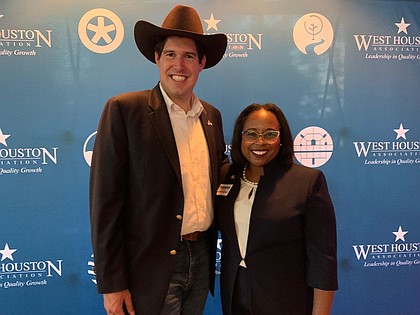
[217,184,233,196]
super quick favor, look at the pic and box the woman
[216,103,338,314]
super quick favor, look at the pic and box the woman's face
[241,109,281,169]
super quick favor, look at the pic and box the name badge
[217,184,233,196]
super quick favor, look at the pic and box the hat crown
[161,5,204,35]
[134,5,227,68]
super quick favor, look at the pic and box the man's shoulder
[199,98,222,116]
[110,89,152,103]
[103,86,162,112]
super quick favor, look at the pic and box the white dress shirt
[160,84,213,236]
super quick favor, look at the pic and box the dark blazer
[215,161,338,315]
[90,84,226,314]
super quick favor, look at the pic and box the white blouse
[233,178,258,268]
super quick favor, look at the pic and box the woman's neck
[245,164,264,183]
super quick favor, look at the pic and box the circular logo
[87,254,97,285]
[83,131,97,166]
[78,8,124,54]
[293,13,334,55]
[294,126,333,168]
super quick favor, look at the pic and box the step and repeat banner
[1,0,419,314]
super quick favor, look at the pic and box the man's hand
[103,289,135,315]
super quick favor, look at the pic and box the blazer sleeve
[304,171,338,290]
[89,96,129,293]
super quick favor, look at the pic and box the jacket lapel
[199,106,218,192]
[220,168,243,259]
[147,85,182,184]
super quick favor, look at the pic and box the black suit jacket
[90,84,226,314]
[215,161,338,315]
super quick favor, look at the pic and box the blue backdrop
[1,0,419,314]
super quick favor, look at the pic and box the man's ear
[200,55,206,71]
[155,52,160,65]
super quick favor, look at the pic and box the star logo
[392,226,408,242]
[0,128,11,146]
[204,13,221,31]
[88,16,116,45]
[393,123,409,140]
[78,8,124,54]
[395,17,411,35]
[0,243,17,261]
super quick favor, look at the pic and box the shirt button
[170,250,177,255]
[176,215,182,220]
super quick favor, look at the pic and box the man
[90,5,227,315]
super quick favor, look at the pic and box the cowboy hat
[134,5,227,69]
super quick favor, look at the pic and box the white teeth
[252,150,267,155]
[172,75,186,81]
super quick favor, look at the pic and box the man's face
[155,36,206,106]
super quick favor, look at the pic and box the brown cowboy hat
[134,5,227,69]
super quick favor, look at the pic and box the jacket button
[170,250,177,255]
[176,215,182,220]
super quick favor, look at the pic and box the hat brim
[134,20,227,69]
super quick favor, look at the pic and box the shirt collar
[159,83,203,117]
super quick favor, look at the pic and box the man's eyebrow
[162,49,198,55]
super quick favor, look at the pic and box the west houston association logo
[0,14,52,57]
[0,128,58,175]
[354,17,420,61]
[294,126,334,168]
[78,8,124,54]
[0,243,63,289]
[353,123,420,166]
[293,13,334,56]
[353,226,420,268]
[203,12,263,59]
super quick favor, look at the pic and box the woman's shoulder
[283,163,325,183]
[290,163,321,174]
[220,163,241,182]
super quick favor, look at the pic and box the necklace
[242,164,258,199]
[242,164,259,185]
